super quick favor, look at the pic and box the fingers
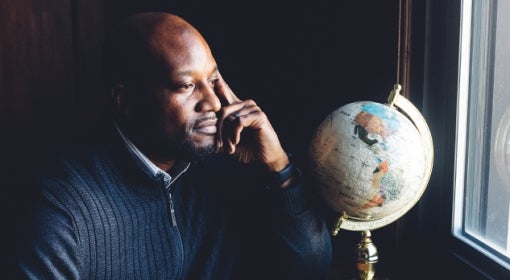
[216,100,261,154]
[214,71,241,105]
[213,71,239,152]
[227,105,262,154]
[212,72,276,161]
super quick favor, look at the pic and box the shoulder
[26,122,124,217]
[33,120,127,188]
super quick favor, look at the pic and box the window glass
[454,0,510,270]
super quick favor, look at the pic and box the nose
[195,82,221,113]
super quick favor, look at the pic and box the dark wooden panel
[0,0,75,163]
[73,0,107,124]
[0,0,75,275]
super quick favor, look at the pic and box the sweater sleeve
[265,180,334,280]
[230,160,334,280]
[15,182,81,280]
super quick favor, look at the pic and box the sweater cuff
[274,181,310,216]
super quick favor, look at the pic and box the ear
[111,83,130,117]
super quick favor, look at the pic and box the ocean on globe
[309,101,428,221]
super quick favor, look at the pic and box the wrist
[266,153,290,172]
[265,154,301,190]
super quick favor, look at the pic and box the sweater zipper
[164,184,184,278]
[168,192,177,226]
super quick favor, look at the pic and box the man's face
[124,30,222,161]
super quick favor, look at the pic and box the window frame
[414,0,510,278]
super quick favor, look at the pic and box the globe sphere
[309,101,429,224]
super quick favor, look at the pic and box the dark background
[1,1,435,279]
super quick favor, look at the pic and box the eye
[208,78,219,88]
[181,83,194,90]
[169,82,194,93]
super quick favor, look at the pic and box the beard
[165,138,216,161]
[150,125,217,161]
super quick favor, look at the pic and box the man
[15,12,332,279]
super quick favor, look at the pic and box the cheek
[161,105,192,136]
[158,93,198,135]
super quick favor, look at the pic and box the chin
[176,141,216,161]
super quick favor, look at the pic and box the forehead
[147,25,217,77]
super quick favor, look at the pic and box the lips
[194,118,218,134]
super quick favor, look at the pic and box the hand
[214,72,289,172]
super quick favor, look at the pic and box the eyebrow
[175,66,218,78]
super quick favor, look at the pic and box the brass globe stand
[331,216,379,280]
[355,230,378,280]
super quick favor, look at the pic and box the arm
[264,173,333,279]
[214,73,333,279]
[227,160,333,280]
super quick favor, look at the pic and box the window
[453,0,510,275]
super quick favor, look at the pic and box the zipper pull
[168,192,177,226]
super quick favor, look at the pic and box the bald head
[103,12,211,89]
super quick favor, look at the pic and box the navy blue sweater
[15,123,332,279]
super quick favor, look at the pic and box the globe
[308,89,433,231]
